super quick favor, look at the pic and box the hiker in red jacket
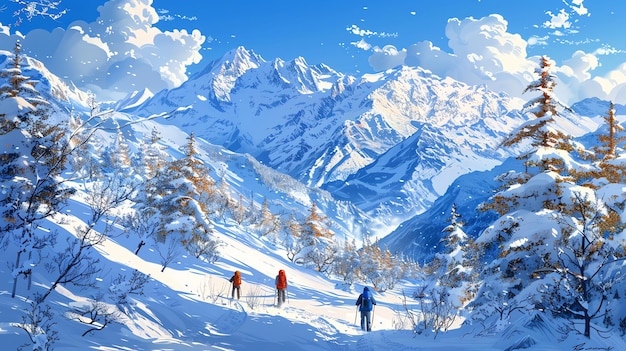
[275,269,287,306]
[229,271,242,299]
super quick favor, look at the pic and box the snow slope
[3,191,626,350]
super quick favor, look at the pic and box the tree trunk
[134,240,145,255]
[11,251,22,298]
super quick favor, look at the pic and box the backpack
[362,290,373,311]
[276,270,287,289]
[233,271,242,286]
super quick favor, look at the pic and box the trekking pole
[371,304,376,326]
[354,306,358,325]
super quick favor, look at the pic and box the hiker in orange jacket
[275,269,287,306]
[229,270,242,299]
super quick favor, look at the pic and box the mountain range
[127,47,519,223]
[126,46,607,230]
[2,46,615,259]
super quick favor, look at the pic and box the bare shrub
[245,284,264,310]
[198,276,229,304]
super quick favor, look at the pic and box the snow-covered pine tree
[141,127,170,179]
[145,132,220,262]
[473,55,579,320]
[121,127,171,256]
[501,56,573,174]
[0,41,75,298]
[431,203,479,306]
[533,101,626,338]
[378,245,403,291]
[106,129,132,170]
[414,204,474,323]
[283,213,303,262]
[594,101,626,184]
[356,235,383,289]
[256,197,280,237]
[597,102,624,159]
[428,204,467,286]
[537,189,626,338]
[474,57,626,339]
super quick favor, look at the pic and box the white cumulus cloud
[366,15,535,102]
[0,0,205,101]
[361,13,626,105]
[543,9,571,30]
[568,0,589,16]
[352,38,372,51]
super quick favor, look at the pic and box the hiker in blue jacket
[355,286,377,331]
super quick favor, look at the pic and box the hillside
[3,175,626,351]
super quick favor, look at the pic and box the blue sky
[1,0,626,104]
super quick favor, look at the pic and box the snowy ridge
[0,49,92,113]
[114,88,155,112]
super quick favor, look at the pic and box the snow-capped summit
[189,46,265,102]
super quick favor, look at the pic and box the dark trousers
[360,311,372,331]
[232,285,240,299]
[277,288,286,305]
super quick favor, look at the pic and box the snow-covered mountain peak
[190,46,265,102]
[127,46,605,224]
[279,55,341,93]
[222,46,264,74]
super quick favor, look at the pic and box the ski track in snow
[380,332,422,350]
[210,300,247,335]
[310,316,339,336]
[355,335,377,351]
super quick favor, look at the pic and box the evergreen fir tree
[501,56,573,174]
[475,58,626,338]
[257,197,280,237]
[0,41,75,298]
[146,132,220,262]
[595,102,626,183]
[538,191,626,338]
[284,213,303,262]
[141,127,169,178]
[436,203,469,289]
